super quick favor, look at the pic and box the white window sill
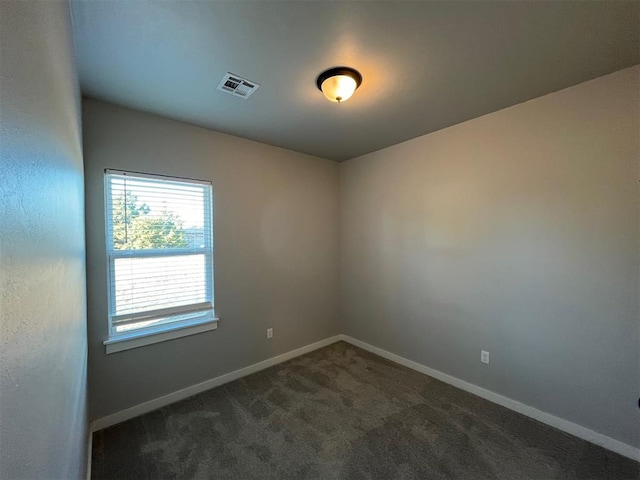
[104,317,219,354]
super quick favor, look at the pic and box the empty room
[1,0,639,479]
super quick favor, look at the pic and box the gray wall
[83,99,341,420]
[0,1,88,479]
[340,66,640,448]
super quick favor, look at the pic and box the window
[104,170,215,352]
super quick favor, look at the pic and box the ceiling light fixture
[316,67,362,103]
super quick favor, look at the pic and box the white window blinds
[105,170,214,336]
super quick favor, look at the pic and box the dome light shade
[316,67,362,103]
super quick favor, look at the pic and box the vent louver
[217,72,260,99]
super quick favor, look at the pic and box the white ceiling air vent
[216,72,260,99]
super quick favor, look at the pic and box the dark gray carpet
[92,341,639,480]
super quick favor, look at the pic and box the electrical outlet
[481,350,490,364]
[267,328,273,339]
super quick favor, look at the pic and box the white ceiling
[71,1,639,162]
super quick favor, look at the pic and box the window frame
[102,169,217,353]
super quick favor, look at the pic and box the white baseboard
[90,335,342,433]
[340,335,640,462]
[89,333,639,462]
[86,426,92,480]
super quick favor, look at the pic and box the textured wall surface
[340,67,640,448]
[83,99,340,420]
[0,1,88,479]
